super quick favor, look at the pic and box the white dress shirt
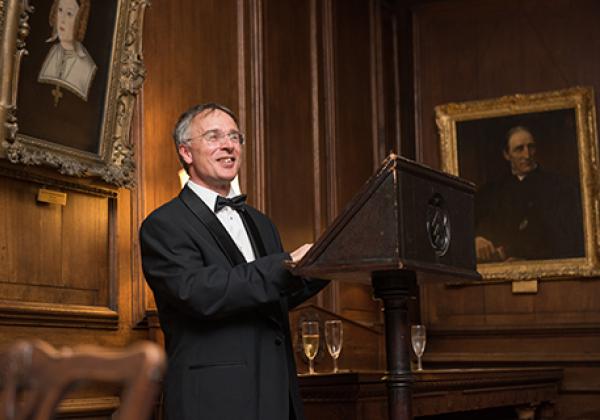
[187,180,256,262]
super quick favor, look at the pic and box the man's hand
[475,236,506,262]
[290,243,313,262]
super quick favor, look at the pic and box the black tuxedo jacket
[140,186,327,420]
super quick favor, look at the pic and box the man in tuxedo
[140,103,328,420]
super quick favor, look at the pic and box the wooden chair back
[0,339,166,420]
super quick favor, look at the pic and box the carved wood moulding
[0,300,118,330]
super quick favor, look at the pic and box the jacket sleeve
[287,278,330,309]
[265,218,330,309]
[140,213,302,320]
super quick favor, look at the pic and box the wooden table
[299,367,562,420]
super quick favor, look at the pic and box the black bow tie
[214,194,247,213]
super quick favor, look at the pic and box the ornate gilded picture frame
[436,87,600,280]
[0,0,19,146]
[0,0,148,187]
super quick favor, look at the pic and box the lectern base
[372,270,417,420]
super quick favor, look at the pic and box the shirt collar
[186,180,236,213]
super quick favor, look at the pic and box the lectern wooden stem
[372,271,416,420]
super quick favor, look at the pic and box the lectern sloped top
[292,153,480,282]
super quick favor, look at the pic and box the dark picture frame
[0,0,148,187]
[436,87,600,280]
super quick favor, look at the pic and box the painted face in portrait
[178,109,243,195]
[56,0,79,48]
[504,128,537,177]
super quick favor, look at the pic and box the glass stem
[309,359,315,375]
[333,357,338,373]
[417,356,423,371]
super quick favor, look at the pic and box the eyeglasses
[184,129,245,146]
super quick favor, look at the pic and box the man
[475,125,584,262]
[140,103,328,420]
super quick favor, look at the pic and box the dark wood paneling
[412,0,600,168]
[142,0,241,216]
[338,284,382,327]
[410,2,600,417]
[422,279,600,336]
[329,0,383,326]
[332,0,376,207]
[262,0,316,250]
[380,3,401,160]
[0,174,110,308]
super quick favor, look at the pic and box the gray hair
[173,103,240,170]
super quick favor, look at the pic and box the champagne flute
[325,320,343,373]
[411,324,427,371]
[301,321,319,374]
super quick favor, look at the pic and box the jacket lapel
[179,186,246,266]
[238,209,267,258]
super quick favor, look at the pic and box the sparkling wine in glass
[411,324,427,371]
[325,320,343,373]
[301,321,319,374]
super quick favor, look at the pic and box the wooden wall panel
[379,2,401,160]
[262,0,316,250]
[0,177,63,300]
[0,171,114,315]
[142,0,241,217]
[328,0,383,326]
[412,0,600,168]
[332,0,376,207]
[422,279,600,335]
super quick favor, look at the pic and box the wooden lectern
[292,154,480,420]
